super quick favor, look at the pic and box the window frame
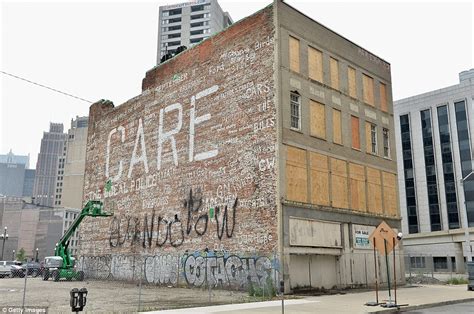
[290,92,301,130]
[383,128,390,158]
[370,123,377,154]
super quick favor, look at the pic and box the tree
[16,247,26,262]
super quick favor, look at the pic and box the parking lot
[0,277,249,313]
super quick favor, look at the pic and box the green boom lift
[43,200,112,282]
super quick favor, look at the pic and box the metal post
[408,253,412,281]
[138,262,142,312]
[393,237,397,305]
[176,254,180,287]
[374,238,379,304]
[22,262,28,310]
[384,239,392,303]
[207,251,211,304]
[431,255,434,278]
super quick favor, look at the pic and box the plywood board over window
[330,57,339,90]
[349,163,366,211]
[367,167,382,214]
[348,67,357,98]
[362,74,374,106]
[308,47,323,83]
[289,36,300,73]
[383,172,398,217]
[310,152,329,206]
[310,100,326,139]
[351,116,360,149]
[380,83,388,112]
[333,109,342,145]
[286,146,307,202]
[330,158,348,209]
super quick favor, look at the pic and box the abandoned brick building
[80,0,403,291]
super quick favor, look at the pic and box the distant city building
[22,169,36,197]
[394,69,474,272]
[0,149,30,168]
[32,123,67,207]
[0,196,80,261]
[157,0,232,61]
[56,116,88,209]
[0,150,35,197]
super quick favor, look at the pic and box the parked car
[0,261,13,278]
[21,261,43,277]
[11,261,25,278]
[0,261,25,278]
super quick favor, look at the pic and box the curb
[370,297,474,313]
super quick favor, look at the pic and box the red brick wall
[80,6,277,258]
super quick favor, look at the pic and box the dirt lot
[0,277,250,313]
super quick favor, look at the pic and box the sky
[1,0,473,168]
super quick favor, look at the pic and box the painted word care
[106,85,220,183]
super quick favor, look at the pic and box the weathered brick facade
[80,6,277,286]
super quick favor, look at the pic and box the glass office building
[394,69,474,272]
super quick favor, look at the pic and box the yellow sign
[369,221,398,255]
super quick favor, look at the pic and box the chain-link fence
[404,254,470,285]
[0,250,281,313]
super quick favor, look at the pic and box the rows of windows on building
[160,4,212,56]
[54,145,67,206]
[400,99,474,233]
[409,256,457,272]
[287,35,391,160]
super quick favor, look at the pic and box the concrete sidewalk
[144,285,474,313]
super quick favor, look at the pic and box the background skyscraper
[32,123,67,207]
[157,0,232,62]
[0,150,35,197]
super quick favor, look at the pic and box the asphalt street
[406,301,474,314]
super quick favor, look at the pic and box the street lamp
[0,226,8,260]
[461,167,474,262]
[35,248,39,262]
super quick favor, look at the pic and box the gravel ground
[0,277,250,313]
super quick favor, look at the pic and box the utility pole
[461,169,474,262]
[0,226,8,260]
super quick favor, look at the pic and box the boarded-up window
[367,167,382,214]
[310,100,326,139]
[349,163,366,211]
[348,66,357,98]
[351,116,360,149]
[308,46,323,83]
[380,83,388,112]
[362,74,374,106]
[383,172,398,217]
[330,57,339,90]
[310,152,329,206]
[289,36,300,73]
[333,109,342,145]
[330,158,348,209]
[286,146,307,202]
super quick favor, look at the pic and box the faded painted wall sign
[81,6,277,262]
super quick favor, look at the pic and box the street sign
[369,221,398,255]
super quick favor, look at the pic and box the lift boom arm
[55,200,112,269]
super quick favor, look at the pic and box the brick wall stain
[81,7,277,258]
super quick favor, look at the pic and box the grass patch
[248,276,277,299]
[447,277,468,285]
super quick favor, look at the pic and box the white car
[0,261,14,278]
[0,261,25,278]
